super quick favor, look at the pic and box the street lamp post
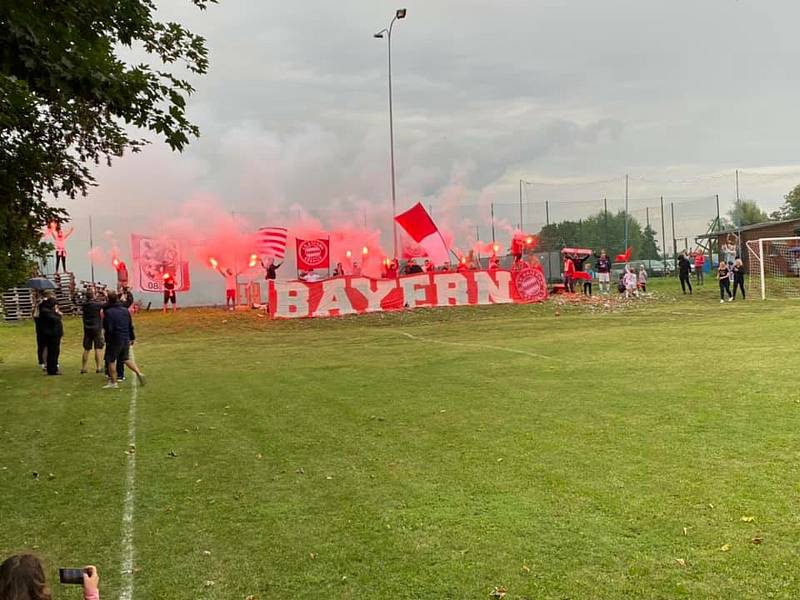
[374,8,406,259]
[519,179,532,231]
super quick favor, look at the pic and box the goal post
[745,236,800,300]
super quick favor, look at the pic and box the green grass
[1,279,799,599]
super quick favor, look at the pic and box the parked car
[611,259,675,278]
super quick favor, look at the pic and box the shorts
[598,272,610,283]
[226,289,236,301]
[106,342,130,364]
[83,328,104,351]
[163,290,176,304]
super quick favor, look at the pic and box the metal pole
[490,202,496,242]
[758,238,766,300]
[387,26,398,259]
[518,179,524,232]
[660,196,667,273]
[646,206,650,229]
[714,193,720,263]
[545,200,552,280]
[735,169,742,257]
[670,202,677,259]
[624,174,629,250]
[603,197,608,249]
[89,215,95,284]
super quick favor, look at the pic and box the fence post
[490,202,496,243]
[660,196,667,273]
[603,197,608,249]
[670,202,677,259]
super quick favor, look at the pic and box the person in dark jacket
[81,290,105,374]
[38,293,63,375]
[103,291,146,389]
[32,291,47,370]
[732,258,746,300]
[677,251,693,295]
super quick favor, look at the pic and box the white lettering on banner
[434,273,469,306]
[350,277,396,312]
[398,274,431,307]
[275,281,310,317]
[474,271,513,304]
[313,279,353,317]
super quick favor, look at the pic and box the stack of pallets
[1,287,36,321]
[50,272,79,315]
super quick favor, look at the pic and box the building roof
[696,217,800,239]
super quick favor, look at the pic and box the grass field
[1,279,798,599]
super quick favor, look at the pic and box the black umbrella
[27,277,57,290]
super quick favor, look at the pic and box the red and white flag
[296,238,331,271]
[394,203,450,265]
[256,227,288,258]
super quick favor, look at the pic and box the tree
[640,224,660,260]
[0,1,214,288]
[727,200,768,227]
[537,210,654,260]
[774,184,800,220]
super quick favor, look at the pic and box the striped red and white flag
[256,226,288,258]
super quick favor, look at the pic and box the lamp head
[373,32,384,38]
[396,8,407,19]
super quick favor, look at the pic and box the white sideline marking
[119,350,138,600]
[397,331,556,361]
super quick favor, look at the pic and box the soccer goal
[745,237,800,300]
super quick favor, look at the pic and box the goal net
[746,237,800,300]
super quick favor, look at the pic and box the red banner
[268,266,547,319]
[130,234,191,293]
[296,238,330,271]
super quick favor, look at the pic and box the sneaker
[80,369,87,374]
[102,382,119,389]
[136,373,146,387]
[95,369,104,374]
[720,299,725,303]
[118,377,126,382]
[728,297,733,302]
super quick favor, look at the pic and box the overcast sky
[59,0,800,299]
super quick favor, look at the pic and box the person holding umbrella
[38,291,63,375]
[28,277,57,370]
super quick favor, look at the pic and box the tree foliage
[726,199,768,228]
[0,1,214,288]
[537,210,663,260]
[772,184,800,220]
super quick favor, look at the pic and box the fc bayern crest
[512,264,547,302]
[297,238,330,269]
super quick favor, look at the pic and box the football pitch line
[397,330,557,361]
[119,352,138,600]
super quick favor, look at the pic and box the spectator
[103,290,146,389]
[0,554,100,600]
[638,264,648,293]
[582,264,594,297]
[162,273,177,313]
[732,258,746,300]
[262,257,282,281]
[81,290,105,374]
[32,291,46,371]
[38,292,63,376]
[563,255,576,293]
[488,256,500,271]
[424,259,435,273]
[351,261,362,276]
[677,251,693,295]
[722,234,737,266]
[693,252,705,284]
[215,267,237,310]
[617,271,626,294]
[717,261,733,303]
[332,262,344,277]
[119,287,135,310]
[114,259,129,291]
[595,249,612,294]
[44,221,74,273]
[623,264,638,298]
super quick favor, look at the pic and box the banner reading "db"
[295,238,330,271]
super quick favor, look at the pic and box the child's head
[639,264,645,271]
[0,554,52,600]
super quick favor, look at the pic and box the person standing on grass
[718,261,733,303]
[693,252,705,284]
[677,251,693,295]
[595,249,612,293]
[638,264,648,293]
[732,258,746,300]
[80,290,105,374]
[623,264,638,298]
[38,292,63,375]
[215,266,238,310]
[32,291,47,371]
[162,272,177,313]
[103,291,145,389]
[582,264,594,297]
[563,255,576,293]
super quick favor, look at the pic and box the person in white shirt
[623,265,638,298]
